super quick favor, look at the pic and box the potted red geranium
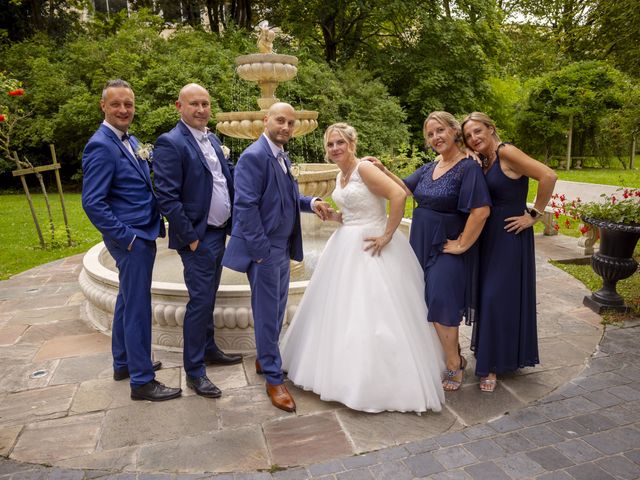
[553,189,640,313]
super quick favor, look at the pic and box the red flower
[553,223,560,231]
[579,225,590,234]
[0,114,5,122]
[564,219,571,228]
[554,211,560,219]
[559,194,566,202]
[8,88,25,96]
[611,196,617,204]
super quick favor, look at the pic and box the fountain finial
[215,24,318,139]
[256,21,280,54]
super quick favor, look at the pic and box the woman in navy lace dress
[462,112,557,393]
[376,112,491,391]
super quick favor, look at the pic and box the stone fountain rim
[216,110,318,121]
[235,53,298,65]
[83,242,310,297]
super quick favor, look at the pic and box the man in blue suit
[82,79,182,402]
[153,83,242,398]
[223,102,330,412]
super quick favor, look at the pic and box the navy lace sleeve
[403,164,430,193]
[457,159,492,213]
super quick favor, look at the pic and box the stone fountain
[79,25,341,352]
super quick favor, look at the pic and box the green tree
[586,0,640,77]
[0,0,89,41]
[0,11,409,180]
[516,60,628,163]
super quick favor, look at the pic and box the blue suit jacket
[153,121,234,250]
[82,124,164,249]
[223,135,314,272]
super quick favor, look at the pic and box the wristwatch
[528,207,543,219]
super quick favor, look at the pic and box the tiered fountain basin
[216,110,318,139]
[215,53,318,139]
[235,53,298,82]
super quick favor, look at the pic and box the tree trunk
[232,0,251,29]
[566,114,573,171]
[443,0,451,18]
[631,134,636,170]
[320,15,338,63]
[207,0,219,33]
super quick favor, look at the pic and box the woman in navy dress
[376,112,491,391]
[462,112,557,392]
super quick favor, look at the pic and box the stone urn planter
[582,216,640,313]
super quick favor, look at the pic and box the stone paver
[264,412,354,467]
[10,413,103,464]
[0,226,638,479]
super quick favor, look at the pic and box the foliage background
[0,0,638,187]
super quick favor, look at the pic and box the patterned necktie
[277,151,289,175]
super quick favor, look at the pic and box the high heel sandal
[443,355,467,392]
[479,376,497,393]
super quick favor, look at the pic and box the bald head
[178,83,209,103]
[264,102,296,147]
[267,102,295,117]
[176,83,211,131]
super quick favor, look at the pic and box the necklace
[340,160,358,187]
[483,151,497,170]
[436,160,455,169]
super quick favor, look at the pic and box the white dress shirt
[183,121,231,227]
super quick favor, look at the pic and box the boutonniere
[289,162,300,179]
[221,144,231,160]
[136,143,154,162]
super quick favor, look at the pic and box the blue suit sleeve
[299,195,315,213]
[81,141,134,249]
[233,152,271,260]
[153,134,199,248]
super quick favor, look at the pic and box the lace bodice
[332,162,387,226]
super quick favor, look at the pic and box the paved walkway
[0,234,638,479]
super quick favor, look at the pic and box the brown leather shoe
[255,359,263,374]
[266,382,296,412]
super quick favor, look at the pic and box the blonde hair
[323,122,358,163]
[423,111,464,149]
[461,112,501,147]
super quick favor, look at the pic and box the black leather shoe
[186,375,222,398]
[203,350,242,366]
[130,379,182,401]
[114,360,162,381]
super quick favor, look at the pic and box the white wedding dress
[281,162,446,413]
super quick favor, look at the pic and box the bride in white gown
[280,123,445,413]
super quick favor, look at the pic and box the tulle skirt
[281,222,446,413]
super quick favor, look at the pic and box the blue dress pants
[247,245,290,385]
[105,237,156,386]
[178,227,226,378]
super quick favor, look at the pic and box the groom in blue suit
[153,83,242,398]
[82,79,181,402]
[223,102,330,412]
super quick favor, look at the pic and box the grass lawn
[555,168,640,188]
[0,193,101,280]
[527,167,639,203]
[552,259,640,323]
